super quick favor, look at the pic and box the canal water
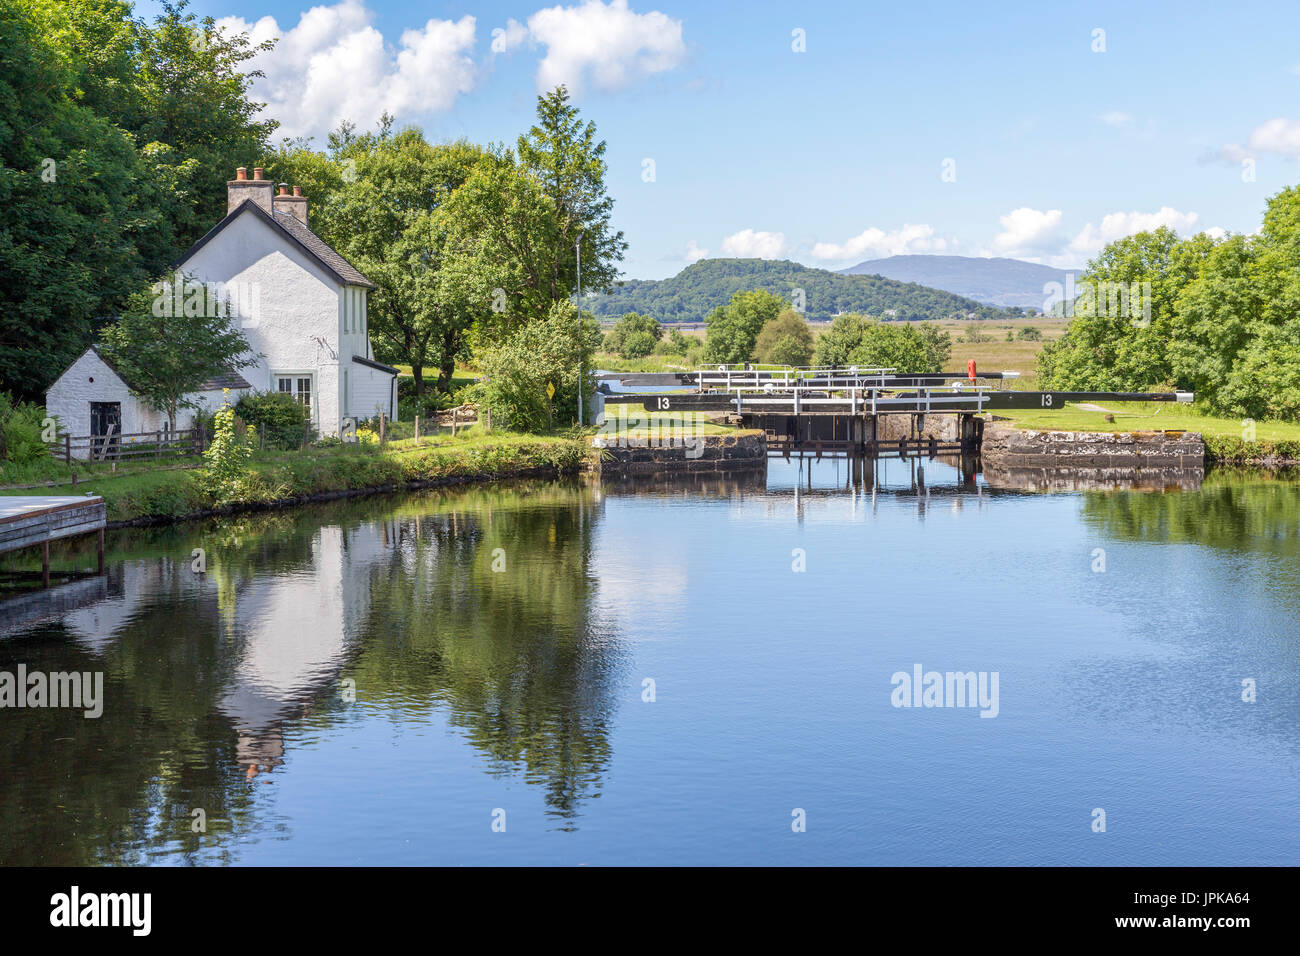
[2,458,1298,865]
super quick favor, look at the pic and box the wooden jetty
[0,496,107,589]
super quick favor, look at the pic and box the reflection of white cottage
[46,166,397,452]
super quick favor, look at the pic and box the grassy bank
[1,429,589,524]
[986,402,1300,464]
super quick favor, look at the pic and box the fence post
[415,415,420,445]
[451,408,457,437]
[260,423,265,451]
[64,433,70,464]
[156,430,162,459]
[380,413,387,445]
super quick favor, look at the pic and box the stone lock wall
[980,424,1205,469]
[593,431,767,475]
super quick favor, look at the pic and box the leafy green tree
[202,394,253,499]
[814,314,949,372]
[753,309,814,365]
[0,0,168,399]
[98,276,257,429]
[1038,228,1218,390]
[517,86,626,304]
[702,289,785,363]
[1016,326,1042,341]
[473,300,595,432]
[602,311,661,357]
[315,123,485,395]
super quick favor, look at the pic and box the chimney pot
[253,167,265,180]
[236,167,247,181]
[293,186,302,197]
[278,183,289,196]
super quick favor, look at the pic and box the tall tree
[318,123,486,395]
[0,0,165,399]
[517,86,626,306]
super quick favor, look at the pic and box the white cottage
[46,166,397,453]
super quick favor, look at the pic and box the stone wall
[593,430,767,476]
[981,424,1205,470]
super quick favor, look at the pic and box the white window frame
[273,371,316,423]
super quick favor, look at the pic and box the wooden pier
[0,496,107,589]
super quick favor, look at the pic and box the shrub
[1016,326,1043,341]
[0,394,50,465]
[603,312,662,358]
[656,328,691,355]
[473,301,596,433]
[202,396,254,499]
[621,330,657,358]
[234,390,313,448]
[753,310,814,365]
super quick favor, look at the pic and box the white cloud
[987,207,1066,258]
[490,18,528,54]
[720,229,786,259]
[523,0,686,95]
[1097,110,1134,127]
[1068,207,1202,258]
[810,224,950,262]
[1246,118,1300,159]
[216,1,477,141]
[1209,117,1300,164]
[683,239,708,263]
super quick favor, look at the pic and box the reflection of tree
[0,480,614,862]
[1079,471,1300,556]
[346,481,617,821]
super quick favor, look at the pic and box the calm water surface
[2,457,1299,865]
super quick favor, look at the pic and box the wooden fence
[48,425,207,463]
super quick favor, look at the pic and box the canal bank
[1,433,590,528]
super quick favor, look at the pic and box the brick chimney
[227,166,274,215]
[272,182,309,227]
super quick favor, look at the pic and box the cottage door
[90,401,121,460]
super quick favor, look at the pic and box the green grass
[986,401,1300,440]
[0,430,589,523]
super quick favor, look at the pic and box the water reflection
[3,463,1300,865]
[0,481,615,861]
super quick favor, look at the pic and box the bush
[234,390,313,448]
[603,312,662,358]
[621,330,657,358]
[814,315,950,373]
[753,309,814,365]
[1016,326,1043,341]
[202,399,254,499]
[0,394,50,465]
[702,289,785,364]
[656,328,691,355]
[472,301,596,433]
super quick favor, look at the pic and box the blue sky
[139,0,1300,278]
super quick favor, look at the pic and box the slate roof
[351,354,399,376]
[89,345,251,393]
[175,199,376,290]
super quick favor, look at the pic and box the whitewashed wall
[347,360,395,421]
[182,212,344,434]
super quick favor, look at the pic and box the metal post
[575,232,584,426]
[415,415,421,445]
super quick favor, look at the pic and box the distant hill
[838,255,1078,309]
[587,258,1005,324]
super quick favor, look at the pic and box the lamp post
[575,230,584,426]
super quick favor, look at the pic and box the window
[276,375,312,410]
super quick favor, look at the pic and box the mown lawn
[984,402,1300,441]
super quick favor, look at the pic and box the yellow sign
[546,381,555,399]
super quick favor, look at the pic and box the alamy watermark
[890,663,999,718]
[593,406,705,458]
[1043,274,1152,325]
[0,665,103,718]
